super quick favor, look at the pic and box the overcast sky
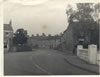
[4,0,77,36]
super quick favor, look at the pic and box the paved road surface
[4,49,96,75]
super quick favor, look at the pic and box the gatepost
[77,45,83,56]
[88,44,97,64]
[97,52,100,65]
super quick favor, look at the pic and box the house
[4,20,13,52]
[28,34,61,49]
[59,20,99,54]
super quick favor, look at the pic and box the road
[4,49,96,75]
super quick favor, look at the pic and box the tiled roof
[4,24,13,31]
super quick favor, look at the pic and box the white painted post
[97,52,100,65]
[77,45,83,56]
[7,40,9,51]
[88,44,97,64]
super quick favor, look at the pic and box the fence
[77,44,100,65]
[77,49,88,62]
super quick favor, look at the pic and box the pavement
[64,55,99,74]
[53,50,99,74]
[4,49,99,75]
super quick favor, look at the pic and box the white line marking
[31,55,52,75]
[34,63,52,75]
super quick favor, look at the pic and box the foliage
[66,3,100,23]
[66,3,99,47]
[13,28,28,46]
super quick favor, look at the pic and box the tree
[66,3,100,23]
[92,3,100,22]
[66,3,99,47]
[13,28,28,46]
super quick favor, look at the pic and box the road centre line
[31,55,52,75]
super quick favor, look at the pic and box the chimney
[9,20,12,26]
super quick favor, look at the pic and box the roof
[30,36,61,40]
[47,36,60,40]
[4,24,13,31]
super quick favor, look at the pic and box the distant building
[4,20,13,52]
[28,34,60,49]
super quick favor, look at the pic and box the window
[5,32,9,35]
[4,42,7,48]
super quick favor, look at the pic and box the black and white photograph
[2,0,100,76]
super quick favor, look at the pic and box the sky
[4,0,97,36]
